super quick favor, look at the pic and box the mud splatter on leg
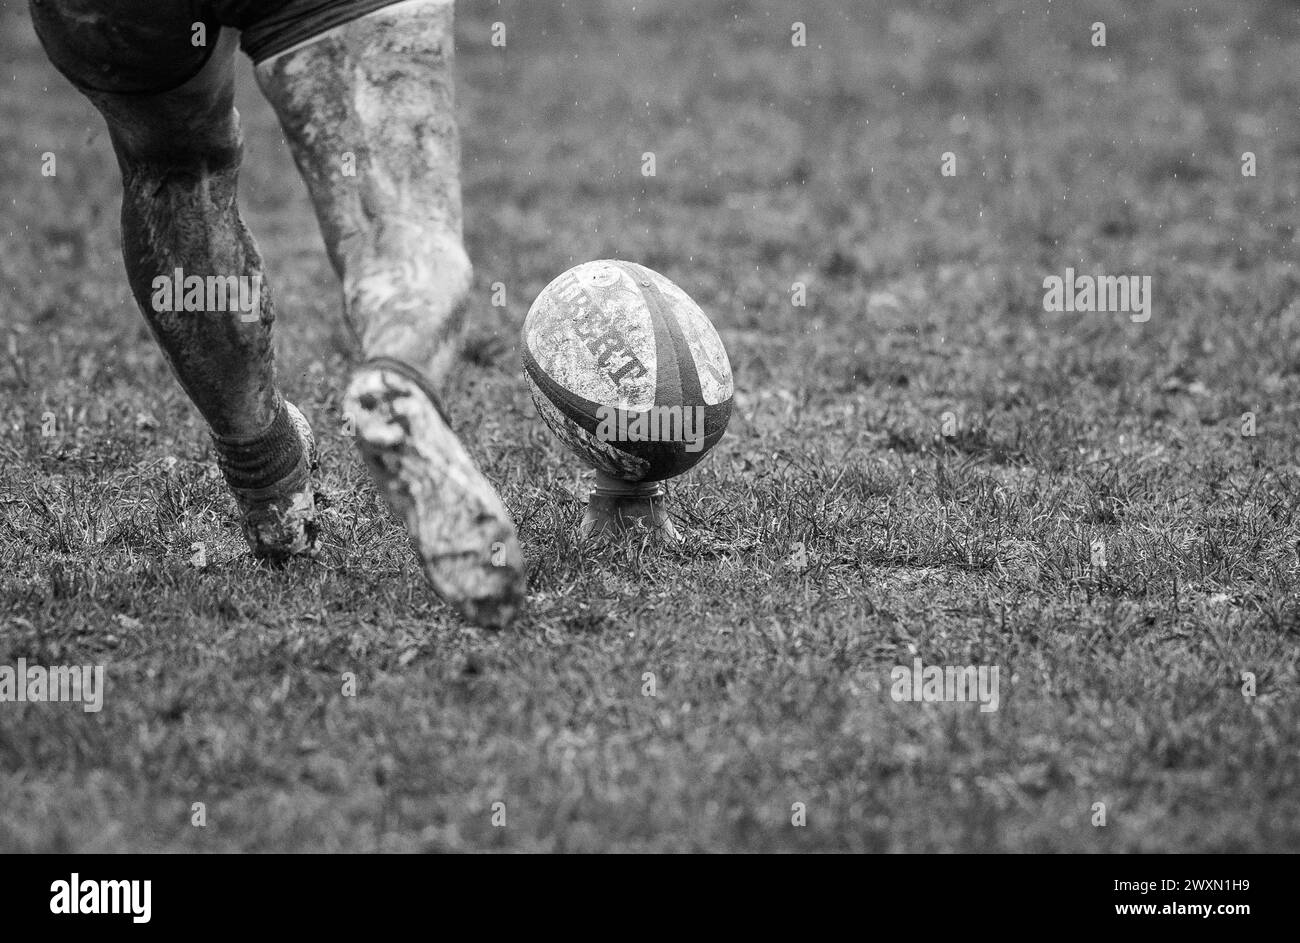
[89,29,285,440]
[254,0,470,387]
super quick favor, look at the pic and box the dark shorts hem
[27,0,411,96]
[241,0,406,63]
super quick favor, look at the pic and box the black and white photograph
[0,0,1293,902]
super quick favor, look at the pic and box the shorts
[28,0,408,94]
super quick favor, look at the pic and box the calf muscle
[91,36,282,438]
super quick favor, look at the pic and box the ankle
[212,400,304,490]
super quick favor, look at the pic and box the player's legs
[252,0,525,626]
[27,3,318,559]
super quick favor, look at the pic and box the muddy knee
[112,111,244,190]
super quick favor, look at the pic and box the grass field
[2,0,1299,852]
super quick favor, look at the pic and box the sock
[211,401,303,491]
[364,356,452,424]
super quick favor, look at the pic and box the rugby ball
[522,260,732,482]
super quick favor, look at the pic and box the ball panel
[657,282,733,407]
[521,342,601,437]
[619,261,732,408]
[524,371,650,480]
[611,260,698,412]
[523,261,657,412]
